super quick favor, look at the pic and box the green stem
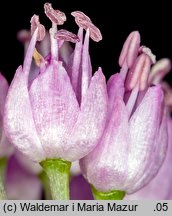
[91,185,125,200]
[0,157,7,200]
[40,158,71,200]
[38,170,52,200]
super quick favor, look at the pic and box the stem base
[40,158,71,200]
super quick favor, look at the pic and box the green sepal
[91,185,125,200]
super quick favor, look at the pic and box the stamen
[139,54,152,90]
[49,26,58,60]
[54,29,80,43]
[119,31,140,68]
[71,11,102,42]
[44,3,66,25]
[81,28,92,98]
[161,82,172,110]
[86,22,102,42]
[71,27,83,101]
[148,58,171,85]
[33,48,45,67]
[30,15,45,41]
[125,54,151,91]
[23,28,38,76]
[71,11,92,23]
[139,46,156,64]
[126,83,139,118]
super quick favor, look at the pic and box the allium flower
[125,58,172,199]
[14,149,42,175]
[80,31,168,195]
[6,155,42,200]
[70,175,93,200]
[4,3,107,162]
[0,73,13,157]
[125,119,172,200]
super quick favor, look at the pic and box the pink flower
[80,31,168,194]
[0,73,13,157]
[70,175,93,200]
[5,155,42,200]
[125,58,172,199]
[125,118,172,199]
[4,3,107,162]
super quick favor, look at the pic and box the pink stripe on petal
[4,66,45,162]
[107,73,125,112]
[29,61,79,159]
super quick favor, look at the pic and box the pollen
[33,48,45,67]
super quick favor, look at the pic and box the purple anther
[44,3,66,25]
[54,29,80,43]
[86,22,102,42]
[71,11,92,23]
[139,46,156,64]
[125,54,151,91]
[148,58,171,85]
[71,11,102,42]
[30,15,45,41]
[119,31,140,68]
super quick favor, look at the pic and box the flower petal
[80,94,129,192]
[129,107,168,193]
[0,131,14,157]
[125,118,171,200]
[0,73,9,116]
[66,68,108,161]
[107,73,125,112]
[126,85,164,192]
[29,61,79,159]
[70,175,93,200]
[4,66,45,162]
[6,155,42,200]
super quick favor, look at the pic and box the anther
[54,29,80,43]
[30,15,45,41]
[71,11,102,42]
[44,3,66,25]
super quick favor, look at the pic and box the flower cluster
[0,2,171,200]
